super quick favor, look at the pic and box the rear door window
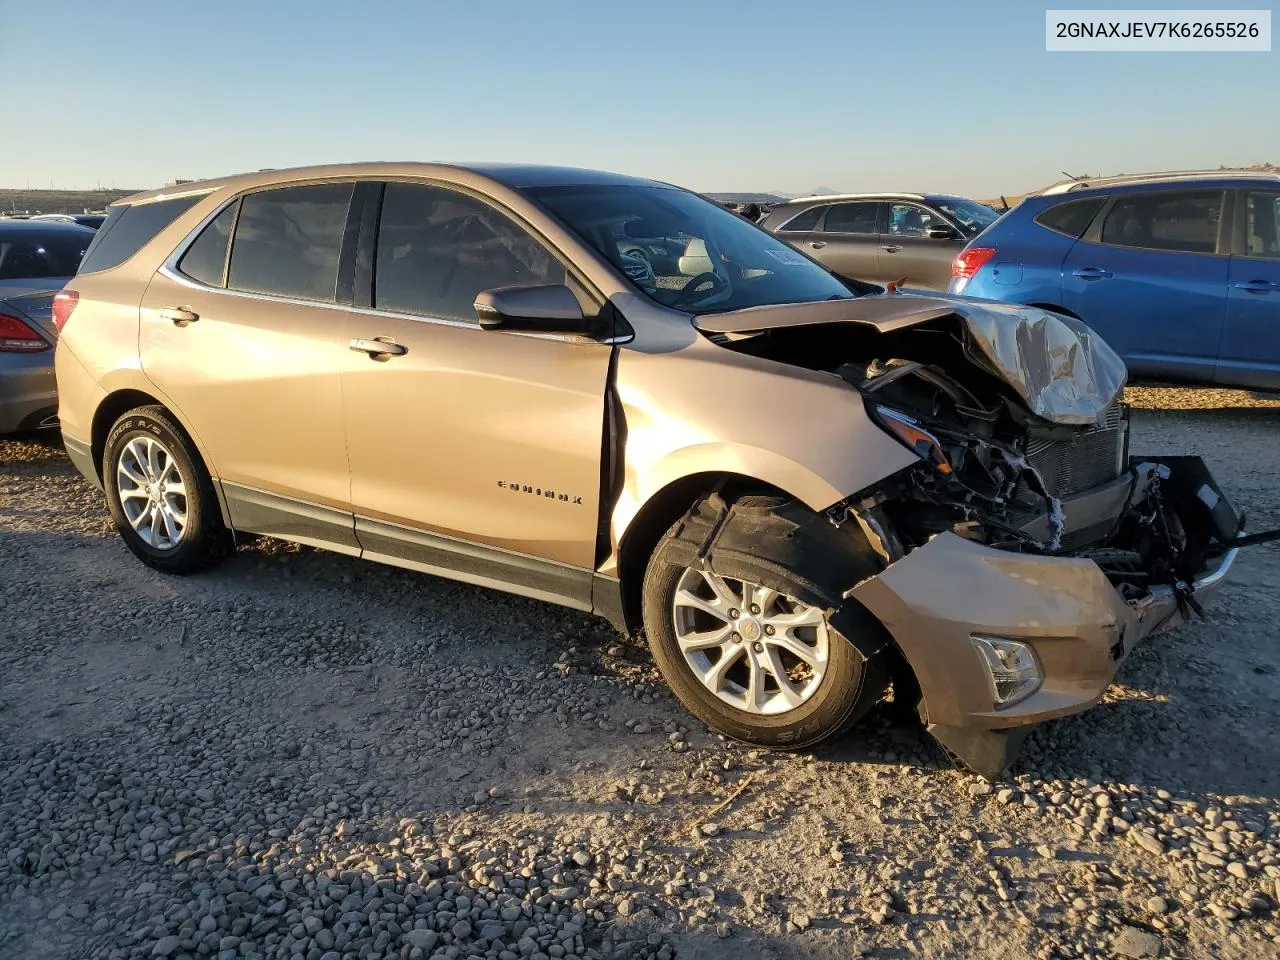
[78,195,203,274]
[177,201,239,287]
[823,202,880,235]
[1100,190,1224,254]
[1034,197,1106,238]
[374,182,564,322]
[1243,191,1280,259]
[227,183,354,302]
[778,205,826,232]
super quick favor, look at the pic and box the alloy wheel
[116,436,188,551]
[671,566,830,715]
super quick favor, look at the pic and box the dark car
[30,213,108,230]
[0,219,95,431]
[761,193,1001,290]
[950,171,1280,390]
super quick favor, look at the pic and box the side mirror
[924,225,958,240]
[474,285,591,334]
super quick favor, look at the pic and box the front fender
[610,331,919,555]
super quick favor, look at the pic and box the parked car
[760,193,1002,290]
[55,163,1255,773]
[949,171,1280,390]
[0,219,94,432]
[31,212,107,229]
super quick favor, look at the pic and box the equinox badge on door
[497,480,583,505]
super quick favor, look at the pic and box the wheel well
[90,389,165,480]
[1029,302,1081,320]
[615,472,788,635]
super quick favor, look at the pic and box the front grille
[1024,403,1128,498]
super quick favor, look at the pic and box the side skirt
[219,482,599,614]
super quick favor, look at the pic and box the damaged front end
[699,296,1274,775]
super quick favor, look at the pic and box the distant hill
[0,188,142,216]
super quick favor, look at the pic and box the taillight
[0,311,51,353]
[52,289,79,332]
[951,247,997,280]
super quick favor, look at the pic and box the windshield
[933,198,1001,236]
[526,184,856,313]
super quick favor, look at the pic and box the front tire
[642,495,889,748]
[103,405,230,574]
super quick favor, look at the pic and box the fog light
[970,636,1042,707]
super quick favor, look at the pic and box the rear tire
[103,405,231,574]
[641,495,889,748]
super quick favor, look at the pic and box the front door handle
[807,240,826,249]
[1072,266,1113,280]
[1232,279,1278,293]
[881,245,903,254]
[160,307,199,326]
[349,336,408,360]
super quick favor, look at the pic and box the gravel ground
[2,386,1278,960]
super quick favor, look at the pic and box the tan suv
[54,163,1251,774]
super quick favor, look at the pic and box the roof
[113,162,667,206]
[0,218,96,236]
[1039,169,1280,196]
[776,192,978,206]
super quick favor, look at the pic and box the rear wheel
[642,496,889,748]
[103,406,231,574]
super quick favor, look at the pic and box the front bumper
[851,534,1236,733]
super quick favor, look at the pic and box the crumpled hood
[693,293,1127,426]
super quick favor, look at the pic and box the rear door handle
[160,307,199,326]
[1232,279,1278,293]
[349,336,408,360]
[881,245,903,254]
[808,241,826,249]
[1072,267,1113,280]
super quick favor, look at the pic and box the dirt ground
[1,385,1278,960]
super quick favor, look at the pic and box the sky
[3,0,1276,198]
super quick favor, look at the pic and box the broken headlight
[970,636,1042,707]
[871,406,953,475]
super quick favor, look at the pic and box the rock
[452,919,473,938]
[479,920,507,941]
[968,780,993,797]
[572,849,593,867]
[1133,832,1165,856]
[407,930,438,951]
[1210,904,1240,921]
[1113,925,1162,958]
[1228,862,1250,880]
[698,823,721,837]
[1145,896,1170,915]
[152,936,182,957]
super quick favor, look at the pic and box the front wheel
[641,496,889,748]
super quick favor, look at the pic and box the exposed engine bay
[698,299,1269,613]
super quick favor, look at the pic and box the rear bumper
[849,456,1239,748]
[0,353,58,433]
[63,432,100,489]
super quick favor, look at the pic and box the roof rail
[1039,169,1279,195]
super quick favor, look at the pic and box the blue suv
[949,173,1280,389]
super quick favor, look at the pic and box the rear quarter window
[777,205,826,232]
[78,195,204,274]
[1033,197,1106,238]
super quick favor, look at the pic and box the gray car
[0,220,94,432]
[760,193,1002,290]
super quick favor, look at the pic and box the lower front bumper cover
[848,460,1240,773]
